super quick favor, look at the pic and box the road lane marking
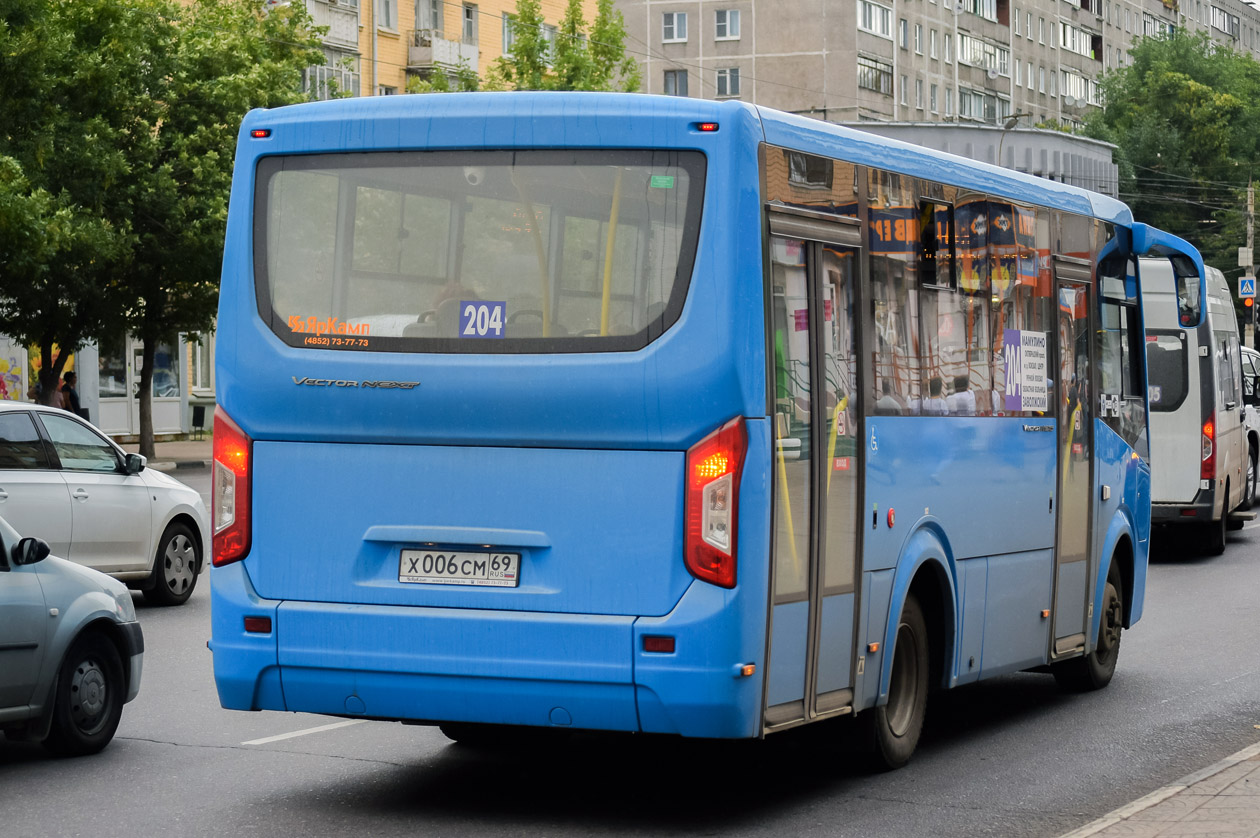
[242,719,368,745]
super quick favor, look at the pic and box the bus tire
[1052,560,1123,692]
[1205,485,1228,555]
[1244,445,1257,511]
[860,592,929,771]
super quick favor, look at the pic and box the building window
[378,0,397,30]
[900,74,908,105]
[1014,58,1021,86]
[715,9,740,40]
[378,85,398,95]
[957,33,1010,75]
[930,83,938,112]
[1026,12,1033,39]
[1038,17,1045,43]
[930,29,938,58]
[899,18,908,48]
[663,11,688,42]
[1026,61,1033,88]
[945,33,953,62]
[857,55,894,94]
[915,78,924,109]
[663,68,688,96]
[418,0,442,32]
[716,68,741,97]
[959,0,997,20]
[502,12,516,53]
[914,23,922,53]
[945,87,953,115]
[1014,6,1021,34]
[463,3,478,45]
[1039,65,1045,93]
[857,0,894,38]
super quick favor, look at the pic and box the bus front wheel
[860,593,929,771]
[1052,561,1123,692]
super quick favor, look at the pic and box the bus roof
[239,91,1132,227]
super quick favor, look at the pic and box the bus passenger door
[763,210,862,730]
[1052,261,1094,656]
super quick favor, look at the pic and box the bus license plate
[398,550,520,587]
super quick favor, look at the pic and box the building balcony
[407,30,479,72]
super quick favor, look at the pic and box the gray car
[0,515,143,755]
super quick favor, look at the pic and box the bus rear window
[254,150,705,353]
[1146,332,1188,411]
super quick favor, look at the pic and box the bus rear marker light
[643,635,675,653]
[244,616,272,633]
[740,664,756,677]
[250,129,272,138]
[1041,610,1050,619]
[867,642,879,653]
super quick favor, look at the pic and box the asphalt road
[2,467,1257,838]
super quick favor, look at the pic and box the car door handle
[0,489,8,501]
[1227,401,1238,410]
[71,489,90,501]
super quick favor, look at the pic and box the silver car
[0,515,143,755]
[0,402,209,605]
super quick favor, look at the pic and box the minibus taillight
[684,417,747,589]
[213,407,252,567]
[1201,417,1216,480]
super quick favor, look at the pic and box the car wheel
[858,593,929,771]
[43,633,125,756]
[1052,561,1123,692]
[144,522,200,606]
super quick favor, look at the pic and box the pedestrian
[61,371,84,418]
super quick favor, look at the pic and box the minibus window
[254,150,705,353]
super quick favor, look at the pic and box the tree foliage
[413,0,641,94]
[1085,30,1260,283]
[0,0,322,450]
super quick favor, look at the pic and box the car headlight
[113,587,137,622]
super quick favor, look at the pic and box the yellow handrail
[600,168,624,335]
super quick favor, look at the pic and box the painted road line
[242,719,369,746]
[1058,738,1260,838]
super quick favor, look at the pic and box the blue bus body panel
[247,441,690,616]
[1093,420,1151,629]
[218,94,770,451]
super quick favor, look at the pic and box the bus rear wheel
[859,593,929,771]
[1052,561,1123,692]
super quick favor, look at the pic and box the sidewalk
[1061,740,1260,838]
[118,437,212,472]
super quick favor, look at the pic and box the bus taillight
[1201,418,1215,480]
[213,406,252,567]
[684,417,747,589]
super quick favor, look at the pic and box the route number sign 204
[399,550,520,587]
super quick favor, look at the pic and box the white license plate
[398,550,520,587]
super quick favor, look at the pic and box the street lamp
[996,112,1032,169]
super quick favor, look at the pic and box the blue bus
[210,92,1201,768]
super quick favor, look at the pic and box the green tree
[460,0,640,93]
[118,0,323,456]
[1085,30,1260,282]
[0,0,323,453]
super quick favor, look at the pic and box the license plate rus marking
[398,550,520,587]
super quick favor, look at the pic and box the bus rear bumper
[209,563,761,738]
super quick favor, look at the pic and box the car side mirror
[125,453,146,474]
[13,537,51,566]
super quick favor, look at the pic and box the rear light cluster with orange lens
[213,407,253,567]
[1201,417,1215,480]
[684,417,747,589]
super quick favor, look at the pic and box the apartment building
[620,0,1260,129]
[292,0,600,97]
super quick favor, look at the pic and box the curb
[1058,739,1260,838]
